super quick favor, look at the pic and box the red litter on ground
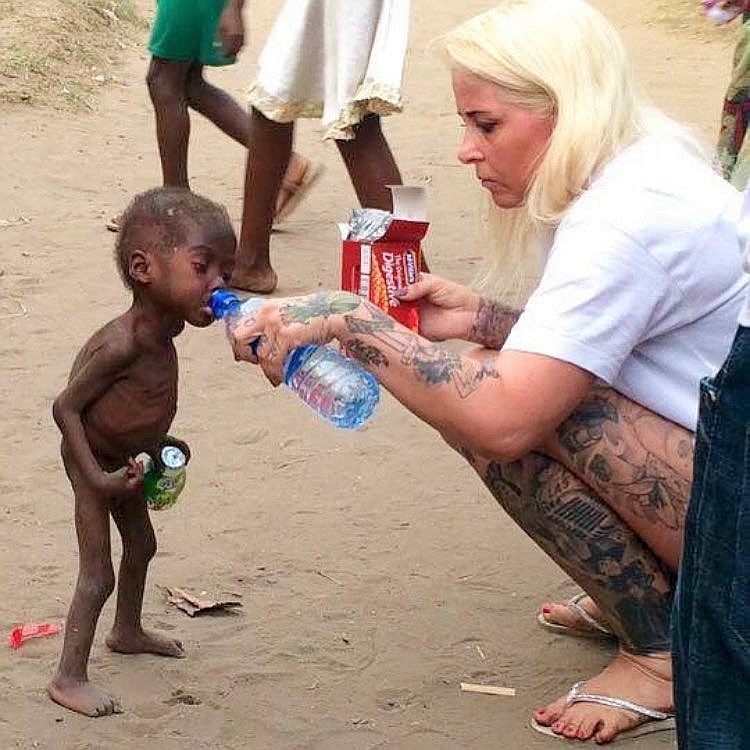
[8,621,63,649]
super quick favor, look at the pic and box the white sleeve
[502,223,671,383]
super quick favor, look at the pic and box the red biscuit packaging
[340,186,428,332]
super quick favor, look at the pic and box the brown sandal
[274,155,323,223]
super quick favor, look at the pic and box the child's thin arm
[53,339,138,492]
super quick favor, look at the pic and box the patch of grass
[86,0,142,26]
[0,0,147,110]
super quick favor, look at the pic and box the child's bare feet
[105,628,185,658]
[47,675,121,717]
[532,650,673,743]
[230,264,278,294]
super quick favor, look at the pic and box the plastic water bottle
[209,289,380,429]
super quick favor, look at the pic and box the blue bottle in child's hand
[209,289,379,429]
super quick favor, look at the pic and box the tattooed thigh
[477,454,673,653]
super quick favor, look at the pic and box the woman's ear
[128,248,151,285]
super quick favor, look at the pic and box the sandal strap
[280,158,311,194]
[566,681,673,720]
[280,177,302,194]
[566,593,612,635]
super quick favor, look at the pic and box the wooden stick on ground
[460,682,516,697]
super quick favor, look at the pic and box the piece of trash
[0,299,27,320]
[460,682,516,697]
[8,621,64,650]
[164,586,242,617]
[0,216,31,229]
[316,570,343,586]
[475,644,486,660]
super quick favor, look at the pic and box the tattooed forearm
[342,308,500,398]
[397,338,500,397]
[343,309,397,334]
[468,297,521,349]
[346,340,389,369]
[280,291,361,325]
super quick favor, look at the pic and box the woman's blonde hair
[438,0,698,304]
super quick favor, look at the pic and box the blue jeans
[673,325,750,750]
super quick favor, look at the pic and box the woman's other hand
[394,273,480,342]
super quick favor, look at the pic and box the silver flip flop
[537,592,615,640]
[530,681,676,743]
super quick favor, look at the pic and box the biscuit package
[339,186,428,332]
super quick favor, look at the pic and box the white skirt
[248,0,409,140]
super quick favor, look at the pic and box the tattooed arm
[231,291,594,461]
[394,273,521,348]
[468,297,521,348]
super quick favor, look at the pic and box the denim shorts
[673,325,750,750]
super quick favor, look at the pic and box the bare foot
[105,628,185,658]
[539,594,612,636]
[230,265,278,294]
[47,675,121,717]
[533,650,673,743]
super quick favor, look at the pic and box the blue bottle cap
[209,288,241,320]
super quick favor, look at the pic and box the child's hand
[98,458,143,497]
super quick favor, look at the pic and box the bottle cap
[209,288,241,320]
[160,445,187,469]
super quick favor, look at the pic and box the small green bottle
[141,444,188,511]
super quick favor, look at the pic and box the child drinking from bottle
[48,187,236,717]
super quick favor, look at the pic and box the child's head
[115,187,236,327]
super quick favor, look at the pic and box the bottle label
[144,465,187,511]
[140,445,188,511]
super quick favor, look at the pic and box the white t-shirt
[503,136,748,429]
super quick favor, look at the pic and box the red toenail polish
[542,604,552,614]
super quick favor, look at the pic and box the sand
[0,1,737,748]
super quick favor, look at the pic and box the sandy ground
[0,1,738,748]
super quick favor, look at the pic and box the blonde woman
[228,0,747,743]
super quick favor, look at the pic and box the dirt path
[0,2,736,748]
